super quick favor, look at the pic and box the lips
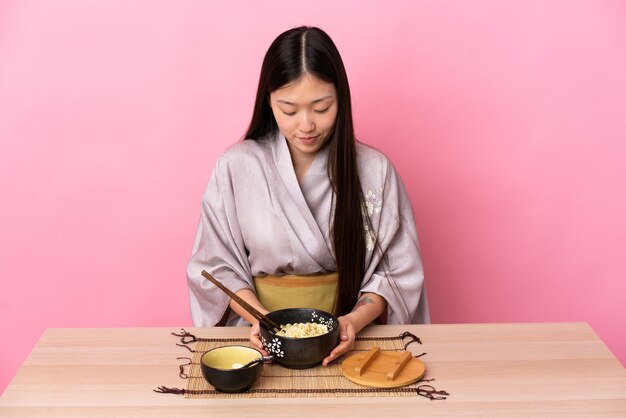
[298,135,319,144]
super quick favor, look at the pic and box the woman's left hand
[322,315,355,366]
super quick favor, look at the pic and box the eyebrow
[276,96,334,106]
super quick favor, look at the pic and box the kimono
[187,132,429,326]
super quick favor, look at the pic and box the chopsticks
[201,270,281,333]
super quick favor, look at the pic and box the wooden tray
[341,346,426,388]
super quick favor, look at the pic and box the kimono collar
[271,132,336,271]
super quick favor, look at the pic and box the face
[269,73,338,164]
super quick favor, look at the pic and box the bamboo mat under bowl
[180,334,428,399]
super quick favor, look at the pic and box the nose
[298,112,315,133]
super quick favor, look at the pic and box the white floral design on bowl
[311,311,334,331]
[260,336,284,357]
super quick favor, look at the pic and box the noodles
[275,322,329,338]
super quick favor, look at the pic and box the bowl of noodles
[259,308,340,369]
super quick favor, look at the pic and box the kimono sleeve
[359,160,430,324]
[186,155,254,326]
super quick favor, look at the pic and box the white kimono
[187,132,429,326]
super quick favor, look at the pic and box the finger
[340,321,355,342]
[249,325,268,354]
[322,339,351,366]
[250,334,262,347]
[324,320,357,365]
[252,339,268,356]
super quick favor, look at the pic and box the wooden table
[0,323,625,417]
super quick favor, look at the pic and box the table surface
[0,323,625,417]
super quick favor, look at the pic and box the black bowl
[200,345,263,393]
[259,308,340,369]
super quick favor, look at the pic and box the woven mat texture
[182,335,425,398]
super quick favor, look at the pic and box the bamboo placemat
[156,329,448,399]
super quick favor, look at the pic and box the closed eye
[314,107,330,114]
[282,111,296,116]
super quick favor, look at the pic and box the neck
[290,152,315,184]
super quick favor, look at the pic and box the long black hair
[245,26,366,316]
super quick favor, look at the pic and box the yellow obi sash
[254,273,338,315]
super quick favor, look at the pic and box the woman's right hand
[228,288,270,355]
[249,322,269,356]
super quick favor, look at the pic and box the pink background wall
[1,0,625,393]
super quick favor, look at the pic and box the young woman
[187,26,429,366]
